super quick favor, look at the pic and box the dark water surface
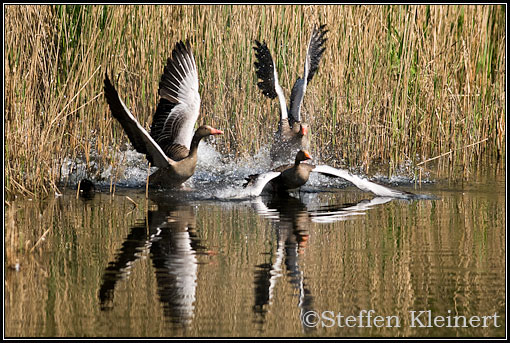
[5,165,505,337]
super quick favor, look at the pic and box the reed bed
[5,5,505,198]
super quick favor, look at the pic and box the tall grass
[5,5,505,198]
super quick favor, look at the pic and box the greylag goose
[253,24,328,164]
[244,150,419,200]
[104,40,223,188]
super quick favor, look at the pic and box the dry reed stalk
[4,5,505,197]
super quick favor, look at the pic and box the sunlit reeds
[5,5,505,198]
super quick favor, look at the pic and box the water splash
[59,141,432,199]
[60,147,157,189]
[191,142,276,199]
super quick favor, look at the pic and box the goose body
[104,41,223,188]
[253,24,328,164]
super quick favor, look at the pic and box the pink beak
[210,128,224,135]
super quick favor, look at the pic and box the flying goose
[253,24,328,164]
[104,40,223,188]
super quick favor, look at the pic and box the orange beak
[210,128,224,135]
[303,150,312,160]
[300,125,308,136]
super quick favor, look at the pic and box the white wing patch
[273,66,288,121]
[245,171,282,197]
[313,165,412,199]
[159,43,201,150]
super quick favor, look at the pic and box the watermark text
[300,310,501,329]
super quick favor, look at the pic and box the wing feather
[103,72,171,168]
[253,40,288,121]
[150,40,200,160]
[289,24,328,124]
[243,171,281,196]
[312,165,414,199]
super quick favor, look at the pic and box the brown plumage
[245,150,314,193]
[271,150,314,191]
[270,122,310,165]
[148,125,222,188]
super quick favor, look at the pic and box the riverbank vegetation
[5,5,505,198]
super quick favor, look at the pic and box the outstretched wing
[288,24,328,124]
[305,24,328,84]
[103,72,171,168]
[243,171,281,196]
[150,40,201,161]
[312,165,415,199]
[253,40,289,121]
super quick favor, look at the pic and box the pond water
[4,148,506,338]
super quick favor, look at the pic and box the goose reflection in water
[250,192,394,331]
[252,193,314,332]
[98,195,205,327]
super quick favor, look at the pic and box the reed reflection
[251,192,395,331]
[98,195,205,327]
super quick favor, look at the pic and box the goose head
[292,122,308,137]
[295,150,312,163]
[195,125,224,138]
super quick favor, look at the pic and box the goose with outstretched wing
[244,150,428,200]
[104,40,223,188]
[253,24,328,164]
